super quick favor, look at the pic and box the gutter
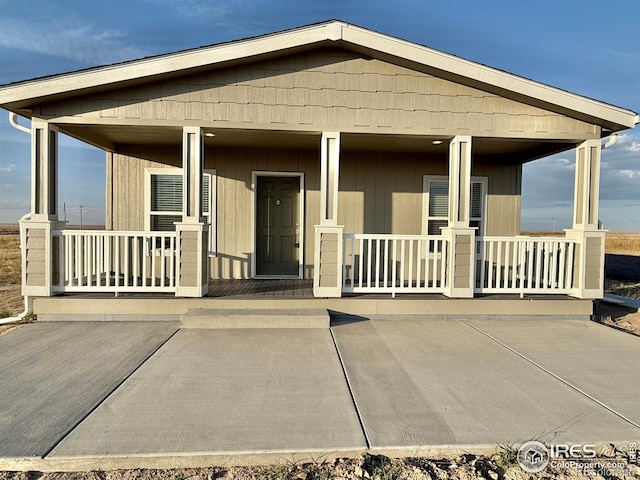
[9,112,30,134]
[1,113,33,325]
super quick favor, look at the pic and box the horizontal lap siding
[37,50,597,139]
[111,145,181,231]
[339,154,520,237]
[111,149,520,280]
[208,147,319,280]
[472,160,522,236]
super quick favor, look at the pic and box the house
[1,21,638,318]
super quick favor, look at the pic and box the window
[145,168,216,253]
[423,175,487,235]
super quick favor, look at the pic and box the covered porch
[21,125,605,301]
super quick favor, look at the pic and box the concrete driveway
[0,316,638,469]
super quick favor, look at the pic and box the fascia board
[0,23,338,107]
[341,24,638,130]
[0,20,637,130]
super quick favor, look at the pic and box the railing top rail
[55,230,178,237]
[479,236,578,243]
[344,233,447,240]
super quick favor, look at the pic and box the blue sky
[0,0,639,230]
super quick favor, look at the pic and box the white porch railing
[342,234,448,295]
[475,236,577,294]
[53,230,178,294]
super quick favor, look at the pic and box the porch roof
[0,20,638,132]
[58,125,577,163]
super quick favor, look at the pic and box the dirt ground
[0,451,639,480]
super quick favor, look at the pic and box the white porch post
[175,126,208,297]
[442,135,475,298]
[314,132,344,297]
[21,119,65,297]
[565,139,605,299]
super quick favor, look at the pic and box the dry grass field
[0,233,22,320]
[605,232,640,255]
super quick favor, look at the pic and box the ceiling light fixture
[205,132,216,137]
[432,140,442,145]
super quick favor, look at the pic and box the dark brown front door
[256,176,300,276]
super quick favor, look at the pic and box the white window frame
[144,167,217,255]
[422,175,488,236]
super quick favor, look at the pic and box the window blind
[429,181,449,217]
[151,174,182,212]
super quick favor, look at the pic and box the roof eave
[0,20,637,131]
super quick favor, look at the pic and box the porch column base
[441,226,476,298]
[565,228,606,299]
[313,225,344,298]
[175,222,208,297]
[20,216,67,297]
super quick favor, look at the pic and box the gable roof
[0,20,637,132]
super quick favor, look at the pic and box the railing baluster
[375,238,381,288]
[416,239,422,290]
[169,235,176,288]
[383,238,389,288]
[391,239,397,291]
[367,238,372,288]
[440,240,447,287]
[487,240,495,289]
[399,239,405,289]
[407,239,414,289]
[358,237,364,288]
[495,240,502,289]
[502,241,510,289]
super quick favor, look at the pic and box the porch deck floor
[207,278,315,298]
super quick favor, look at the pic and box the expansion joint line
[329,327,371,449]
[461,320,640,430]
[40,327,181,459]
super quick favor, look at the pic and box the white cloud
[626,142,640,152]
[0,164,16,173]
[0,18,147,64]
[616,169,639,179]
[138,0,240,21]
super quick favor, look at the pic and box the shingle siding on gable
[37,49,597,139]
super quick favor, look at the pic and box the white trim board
[250,171,305,279]
[0,21,636,130]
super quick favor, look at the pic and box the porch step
[180,308,329,329]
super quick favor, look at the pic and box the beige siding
[473,160,522,236]
[24,227,47,286]
[111,145,181,231]
[38,49,597,139]
[112,146,521,280]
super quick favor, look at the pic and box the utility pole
[63,202,67,222]
[79,205,84,229]
[552,217,557,233]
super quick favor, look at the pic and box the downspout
[602,133,618,149]
[9,112,30,134]
[1,113,33,325]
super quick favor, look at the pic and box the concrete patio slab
[465,318,640,427]
[0,321,178,458]
[331,317,640,449]
[49,328,366,459]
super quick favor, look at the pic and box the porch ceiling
[59,124,575,163]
